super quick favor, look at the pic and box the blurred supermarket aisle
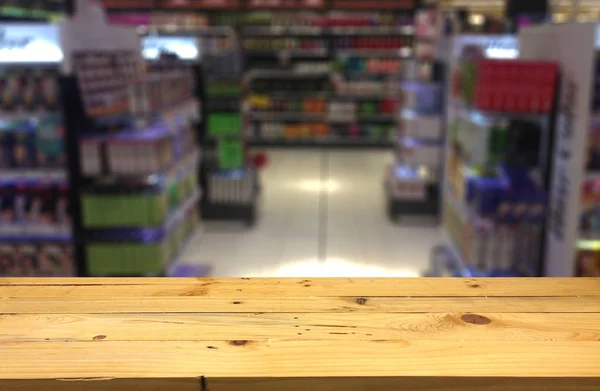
[181,149,441,277]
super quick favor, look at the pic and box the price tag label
[393,181,426,201]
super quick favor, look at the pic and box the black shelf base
[201,201,258,226]
[386,183,440,222]
[387,197,440,221]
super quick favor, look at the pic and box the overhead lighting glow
[266,258,421,278]
[142,36,198,60]
[485,47,519,59]
[469,14,485,26]
[291,179,341,193]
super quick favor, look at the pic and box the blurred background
[0,0,596,279]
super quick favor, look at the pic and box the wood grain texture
[3,296,600,313]
[2,340,600,378]
[1,277,599,297]
[2,312,600,342]
[0,277,599,390]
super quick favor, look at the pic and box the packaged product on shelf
[399,138,441,168]
[80,138,104,176]
[576,250,600,277]
[35,115,65,168]
[0,242,74,277]
[1,69,22,111]
[39,71,59,111]
[11,131,36,168]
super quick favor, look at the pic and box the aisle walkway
[181,149,441,277]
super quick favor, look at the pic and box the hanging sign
[0,24,62,63]
[142,36,199,60]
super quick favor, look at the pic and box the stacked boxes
[474,60,558,113]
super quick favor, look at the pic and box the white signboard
[60,0,142,73]
[520,23,597,276]
[450,35,519,59]
[0,24,62,63]
[142,36,199,60]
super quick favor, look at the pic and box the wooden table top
[1,277,600,391]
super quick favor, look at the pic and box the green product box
[82,193,168,228]
[207,113,242,137]
[206,84,241,97]
[218,139,244,170]
[87,242,169,276]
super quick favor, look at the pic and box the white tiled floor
[181,149,442,277]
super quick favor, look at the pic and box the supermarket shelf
[241,26,414,36]
[250,91,332,98]
[201,168,258,226]
[247,137,393,148]
[336,48,412,58]
[0,111,62,127]
[244,49,328,58]
[334,92,400,99]
[343,70,404,78]
[0,169,68,184]
[399,136,444,148]
[249,112,397,123]
[385,164,440,219]
[145,26,235,37]
[249,91,398,100]
[328,114,397,123]
[85,189,201,242]
[401,108,442,120]
[390,163,440,183]
[167,227,211,278]
[454,102,552,126]
[330,26,415,35]
[81,150,200,192]
[584,171,600,181]
[250,112,326,122]
[427,232,480,278]
[242,26,323,36]
[0,230,72,243]
[246,69,332,79]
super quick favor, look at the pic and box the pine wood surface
[1,277,599,390]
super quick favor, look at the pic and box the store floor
[182,149,441,277]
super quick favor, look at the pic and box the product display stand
[434,34,560,278]
[62,0,204,277]
[386,8,445,221]
[520,23,600,277]
[200,28,258,225]
[233,5,415,148]
[0,23,75,277]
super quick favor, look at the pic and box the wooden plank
[0,379,200,391]
[2,296,599,314]
[1,340,600,379]
[1,278,599,297]
[2,312,600,342]
[3,377,600,391]
[208,377,600,391]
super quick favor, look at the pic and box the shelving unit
[57,1,205,277]
[232,5,416,148]
[386,8,446,221]
[102,2,421,149]
[199,28,259,225]
[0,1,67,20]
[519,23,600,277]
[0,23,74,277]
[436,34,559,278]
